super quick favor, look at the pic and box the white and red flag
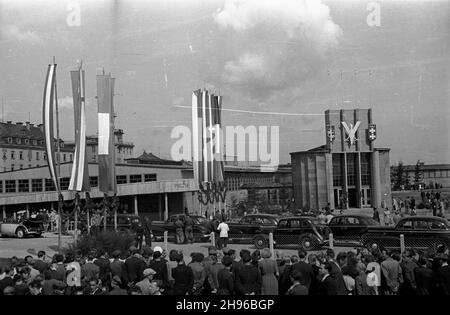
[69,64,91,192]
[42,63,60,192]
[96,74,117,194]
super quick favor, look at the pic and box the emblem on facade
[368,123,377,141]
[327,125,335,142]
[341,121,360,145]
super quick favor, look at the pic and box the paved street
[0,232,355,261]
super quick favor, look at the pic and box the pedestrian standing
[184,214,194,244]
[174,217,185,244]
[217,219,230,249]
[259,248,279,295]
[372,207,380,223]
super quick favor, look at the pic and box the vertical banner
[69,66,91,192]
[211,95,225,183]
[191,89,203,190]
[96,74,117,194]
[42,64,60,192]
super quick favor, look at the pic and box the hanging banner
[96,74,117,194]
[42,63,60,192]
[69,65,91,192]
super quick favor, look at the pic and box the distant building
[403,163,450,189]
[0,121,74,173]
[67,128,134,164]
[290,109,391,210]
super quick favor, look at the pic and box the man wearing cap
[108,275,127,295]
[136,268,160,295]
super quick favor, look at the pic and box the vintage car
[361,216,450,251]
[152,214,211,242]
[328,215,380,245]
[0,218,45,238]
[253,216,330,251]
[226,214,279,244]
[100,214,142,234]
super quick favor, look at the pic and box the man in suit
[286,270,308,295]
[33,251,49,274]
[171,252,194,295]
[124,247,147,285]
[436,254,450,295]
[319,263,337,295]
[217,256,234,295]
[81,253,100,283]
[234,251,262,295]
[414,257,435,295]
[381,251,403,295]
[94,249,111,288]
[290,249,315,291]
[325,249,348,295]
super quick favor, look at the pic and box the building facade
[0,121,74,173]
[290,109,391,210]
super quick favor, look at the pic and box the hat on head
[129,246,138,253]
[153,246,163,254]
[143,268,157,277]
[221,256,233,267]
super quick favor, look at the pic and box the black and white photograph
[0,0,449,303]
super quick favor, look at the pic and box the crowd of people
[1,243,449,296]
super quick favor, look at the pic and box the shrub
[64,230,135,257]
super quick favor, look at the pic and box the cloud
[214,0,342,96]
[1,24,42,45]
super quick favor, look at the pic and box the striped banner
[42,64,60,192]
[96,74,117,193]
[69,66,91,192]
[191,89,225,189]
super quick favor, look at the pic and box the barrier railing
[164,231,168,253]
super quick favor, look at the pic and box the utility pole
[53,56,62,253]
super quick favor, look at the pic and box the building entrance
[361,187,371,207]
[348,188,358,208]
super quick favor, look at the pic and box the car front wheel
[299,234,319,251]
[16,228,25,239]
[253,235,268,249]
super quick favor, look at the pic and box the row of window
[0,173,158,194]
[5,137,65,147]
[422,170,450,179]
[332,153,371,187]
[225,174,275,191]
[3,150,72,162]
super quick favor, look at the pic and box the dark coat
[290,261,315,289]
[171,263,194,295]
[33,260,49,274]
[110,259,126,282]
[436,265,450,295]
[124,256,146,284]
[234,264,262,295]
[217,268,234,295]
[414,267,435,295]
[328,261,348,295]
[286,283,308,295]
[0,277,14,295]
[149,259,169,287]
[319,275,337,295]
[94,258,111,284]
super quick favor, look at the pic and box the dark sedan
[254,216,330,251]
[226,214,279,244]
[328,215,380,245]
[361,216,450,251]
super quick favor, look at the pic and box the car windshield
[194,217,207,224]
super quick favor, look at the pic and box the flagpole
[53,56,62,253]
[74,193,78,246]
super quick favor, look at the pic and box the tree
[391,161,409,190]
[414,160,424,189]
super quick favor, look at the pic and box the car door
[346,217,363,240]
[273,219,290,245]
[412,219,434,249]
[396,219,415,249]
[287,218,302,244]
[328,217,344,239]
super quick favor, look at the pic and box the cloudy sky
[0,0,449,165]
